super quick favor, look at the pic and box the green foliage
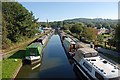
[64,18,117,29]
[2,2,40,49]
[100,52,120,64]
[102,22,110,29]
[64,30,71,34]
[103,34,110,38]
[96,23,102,29]
[63,24,72,30]
[97,34,104,43]
[50,22,60,28]
[115,23,120,51]
[82,27,97,41]
[2,49,26,78]
[115,24,120,41]
[2,59,22,78]
[40,22,47,27]
[70,22,84,34]
[87,22,95,27]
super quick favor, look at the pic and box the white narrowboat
[73,48,120,80]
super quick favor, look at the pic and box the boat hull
[25,56,41,64]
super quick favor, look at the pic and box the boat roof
[65,37,76,44]
[66,34,79,42]
[77,48,98,54]
[72,38,79,42]
[85,56,120,78]
[27,42,42,48]
[39,35,46,39]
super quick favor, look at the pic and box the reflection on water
[16,34,77,79]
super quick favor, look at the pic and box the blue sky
[19,2,118,22]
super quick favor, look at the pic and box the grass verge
[100,52,120,64]
[2,58,22,78]
[2,31,51,79]
[2,48,26,79]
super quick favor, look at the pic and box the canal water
[16,34,78,79]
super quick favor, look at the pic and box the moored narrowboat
[63,37,77,57]
[37,35,49,47]
[25,42,43,64]
[73,48,120,80]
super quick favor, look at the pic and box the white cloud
[15,0,119,2]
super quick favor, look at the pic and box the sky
[19,2,118,22]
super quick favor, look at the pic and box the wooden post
[105,41,106,48]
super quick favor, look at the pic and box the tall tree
[82,27,97,41]
[2,2,39,49]
[63,24,72,30]
[115,23,120,51]
[70,22,84,34]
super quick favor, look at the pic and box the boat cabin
[83,56,120,80]
[63,37,77,52]
[73,48,120,80]
[74,48,98,62]
[25,42,43,61]
[37,38,43,45]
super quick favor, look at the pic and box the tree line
[2,2,120,51]
[2,2,40,49]
[44,18,119,51]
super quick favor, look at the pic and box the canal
[16,34,79,80]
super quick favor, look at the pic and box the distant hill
[39,18,118,29]
[64,18,117,24]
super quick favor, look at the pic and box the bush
[2,38,12,49]
[64,30,71,34]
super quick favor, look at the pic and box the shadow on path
[8,50,26,59]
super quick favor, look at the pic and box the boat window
[84,53,91,58]
[91,52,98,57]
[29,48,37,56]
[83,62,92,72]
[95,71,104,80]
[70,44,76,52]
[73,44,76,49]
[84,52,98,58]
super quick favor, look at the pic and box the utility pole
[46,19,49,28]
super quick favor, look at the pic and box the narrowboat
[63,37,77,57]
[25,42,43,64]
[59,30,66,41]
[73,48,120,80]
[37,35,49,47]
[42,35,48,46]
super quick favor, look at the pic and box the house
[96,27,111,35]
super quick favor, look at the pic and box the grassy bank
[100,52,120,64]
[2,46,26,79]
[2,31,50,58]
[2,31,51,79]
[2,35,40,53]
[2,58,22,78]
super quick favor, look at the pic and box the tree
[96,23,102,29]
[70,22,84,34]
[87,22,95,27]
[2,2,39,49]
[115,23,120,51]
[97,34,104,44]
[63,24,72,30]
[102,22,110,29]
[82,27,97,41]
